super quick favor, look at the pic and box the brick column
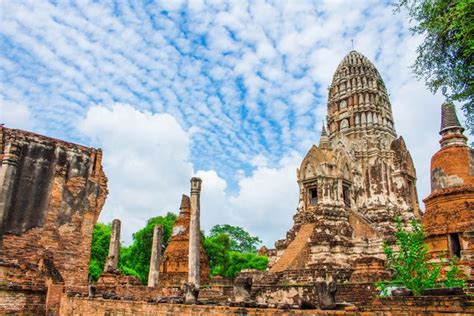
[0,142,20,237]
[147,224,163,287]
[185,177,202,303]
[188,177,202,286]
[104,219,121,273]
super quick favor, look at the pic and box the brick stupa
[422,102,474,278]
[158,194,210,286]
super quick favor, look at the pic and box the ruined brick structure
[268,51,420,283]
[158,194,210,287]
[2,52,474,315]
[0,126,108,313]
[422,102,474,277]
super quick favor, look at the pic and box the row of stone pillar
[101,177,203,301]
[354,111,390,127]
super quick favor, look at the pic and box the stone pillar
[104,219,121,273]
[0,142,20,237]
[148,224,163,287]
[186,177,202,303]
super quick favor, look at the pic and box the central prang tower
[327,51,396,143]
[269,51,420,282]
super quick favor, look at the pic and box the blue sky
[1,0,471,246]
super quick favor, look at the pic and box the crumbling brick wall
[0,126,108,294]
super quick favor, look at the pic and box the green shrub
[377,217,465,296]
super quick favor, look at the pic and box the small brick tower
[422,102,474,278]
[158,194,210,287]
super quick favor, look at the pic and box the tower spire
[319,121,329,149]
[440,102,463,133]
[439,101,467,147]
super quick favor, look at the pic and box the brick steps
[269,223,315,273]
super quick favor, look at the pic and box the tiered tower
[269,51,420,282]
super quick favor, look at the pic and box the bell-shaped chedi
[269,51,420,283]
[422,102,474,277]
[158,194,210,287]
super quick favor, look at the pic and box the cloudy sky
[1,0,471,246]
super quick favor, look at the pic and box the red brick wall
[431,145,474,189]
[0,127,108,293]
[45,282,65,314]
[59,295,474,315]
[0,287,46,315]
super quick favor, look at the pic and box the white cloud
[228,152,301,245]
[77,104,300,246]
[78,104,193,242]
[0,100,33,130]
[2,1,473,246]
[197,152,301,246]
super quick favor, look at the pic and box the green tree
[119,212,177,284]
[378,217,465,295]
[204,233,231,277]
[443,257,466,288]
[379,218,440,295]
[88,223,112,282]
[395,0,474,132]
[208,224,262,253]
[225,251,268,278]
[204,225,268,278]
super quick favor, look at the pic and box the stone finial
[190,177,202,194]
[439,102,467,148]
[321,124,327,136]
[440,102,463,134]
[319,123,330,149]
[148,224,163,287]
[104,219,121,273]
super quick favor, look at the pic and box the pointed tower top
[321,123,327,136]
[440,102,464,134]
[180,194,191,211]
[438,102,467,148]
[319,122,330,149]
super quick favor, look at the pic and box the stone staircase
[269,223,315,273]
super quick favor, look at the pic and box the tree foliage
[225,251,268,278]
[208,224,262,253]
[379,218,441,295]
[378,217,466,295]
[443,256,466,288]
[204,233,231,277]
[119,212,177,284]
[204,225,267,278]
[88,223,112,282]
[395,0,474,132]
[89,218,268,284]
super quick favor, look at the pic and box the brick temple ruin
[1,51,473,315]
